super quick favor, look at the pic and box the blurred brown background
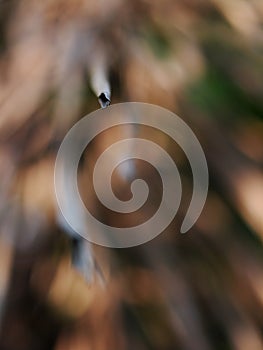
[0,0,263,349]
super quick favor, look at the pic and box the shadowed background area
[0,0,263,349]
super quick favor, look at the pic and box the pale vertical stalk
[89,46,111,108]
